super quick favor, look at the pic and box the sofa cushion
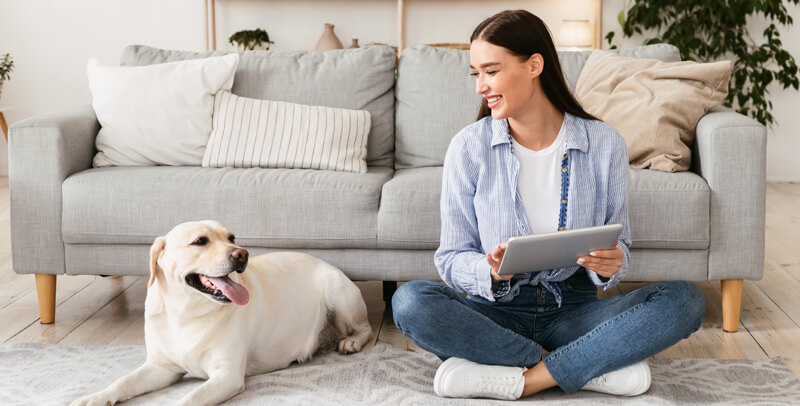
[62,166,393,248]
[628,169,710,249]
[376,167,709,250]
[89,54,238,167]
[394,44,682,169]
[377,167,442,249]
[202,91,371,173]
[558,43,682,93]
[120,45,396,168]
[575,51,731,172]
[395,46,480,169]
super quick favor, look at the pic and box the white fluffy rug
[1,343,799,405]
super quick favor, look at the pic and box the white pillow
[202,91,371,173]
[87,54,239,167]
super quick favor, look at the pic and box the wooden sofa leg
[721,279,743,333]
[35,274,57,324]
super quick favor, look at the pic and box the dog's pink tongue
[208,276,249,305]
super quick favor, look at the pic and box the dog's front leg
[175,367,245,406]
[70,360,183,406]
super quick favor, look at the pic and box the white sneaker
[581,360,651,396]
[433,357,526,400]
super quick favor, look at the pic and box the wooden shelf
[203,0,602,52]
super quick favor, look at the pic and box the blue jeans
[392,272,705,393]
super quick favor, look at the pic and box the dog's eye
[228,235,236,243]
[191,237,208,246]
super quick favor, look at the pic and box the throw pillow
[574,51,731,172]
[87,53,239,167]
[202,91,371,173]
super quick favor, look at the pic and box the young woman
[391,10,706,400]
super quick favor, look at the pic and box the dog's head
[149,220,250,306]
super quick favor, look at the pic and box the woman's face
[469,39,541,120]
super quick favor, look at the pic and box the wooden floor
[1,178,799,378]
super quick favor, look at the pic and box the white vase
[0,81,3,102]
[315,23,344,51]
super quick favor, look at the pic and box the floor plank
[0,275,97,342]
[59,277,147,345]
[723,281,800,362]
[6,276,137,344]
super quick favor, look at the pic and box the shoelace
[589,374,607,385]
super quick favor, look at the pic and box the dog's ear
[148,236,166,288]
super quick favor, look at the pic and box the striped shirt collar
[489,112,589,153]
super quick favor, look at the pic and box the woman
[391,10,706,400]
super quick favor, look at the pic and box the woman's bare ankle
[521,361,558,397]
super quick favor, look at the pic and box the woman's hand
[487,242,514,283]
[577,241,623,279]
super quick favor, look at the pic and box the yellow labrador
[71,220,372,406]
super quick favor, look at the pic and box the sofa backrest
[394,43,681,169]
[120,45,397,168]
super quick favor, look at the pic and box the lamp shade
[559,20,593,48]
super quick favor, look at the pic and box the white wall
[1,0,798,179]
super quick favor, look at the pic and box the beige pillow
[574,51,731,172]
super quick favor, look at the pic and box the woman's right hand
[487,241,514,283]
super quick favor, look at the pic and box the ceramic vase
[349,39,360,49]
[315,23,344,51]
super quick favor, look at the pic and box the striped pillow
[202,91,371,172]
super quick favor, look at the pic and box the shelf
[202,0,602,52]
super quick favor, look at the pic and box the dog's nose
[231,248,249,263]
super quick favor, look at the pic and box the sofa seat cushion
[62,166,393,248]
[376,167,709,250]
[377,167,442,249]
[628,169,709,249]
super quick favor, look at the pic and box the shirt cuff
[476,260,496,302]
[587,266,624,290]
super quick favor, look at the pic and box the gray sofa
[9,43,765,332]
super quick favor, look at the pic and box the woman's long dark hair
[471,10,597,122]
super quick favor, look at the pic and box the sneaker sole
[434,357,477,397]
[433,357,460,397]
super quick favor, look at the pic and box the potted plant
[0,53,13,101]
[605,0,799,127]
[229,28,274,51]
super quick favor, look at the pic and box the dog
[70,220,373,406]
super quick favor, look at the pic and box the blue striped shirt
[434,112,631,305]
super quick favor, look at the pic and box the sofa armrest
[9,105,99,275]
[692,111,766,281]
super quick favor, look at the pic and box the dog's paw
[69,393,115,406]
[337,337,362,354]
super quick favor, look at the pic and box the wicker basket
[427,43,470,50]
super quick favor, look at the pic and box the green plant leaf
[617,0,799,126]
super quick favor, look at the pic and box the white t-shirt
[511,123,567,235]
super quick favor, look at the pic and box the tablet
[496,224,623,276]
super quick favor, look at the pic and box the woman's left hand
[577,242,623,279]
